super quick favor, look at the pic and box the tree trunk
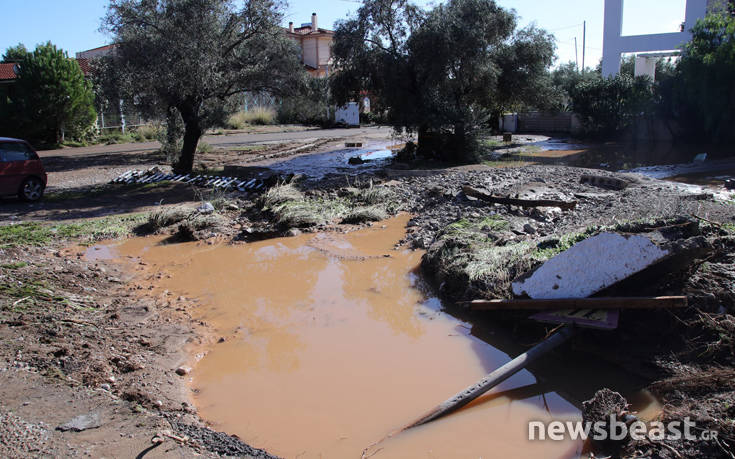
[174,104,202,174]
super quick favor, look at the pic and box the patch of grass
[98,131,137,145]
[0,214,147,248]
[197,142,213,154]
[350,186,396,206]
[274,198,350,227]
[480,139,504,148]
[147,206,192,231]
[532,231,594,260]
[0,223,53,247]
[176,214,228,240]
[51,214,148,244]
[262,183,399,228]
[260,183,304,209]
[226,107,276,129]
[0,280,55,310]
[61,140,88,148]
[0,262,28,270]
[130,124,161,142]
[723,223,735,234]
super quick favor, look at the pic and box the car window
[0,143,37,162]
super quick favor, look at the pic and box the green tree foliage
[663,12,735,142]
[2,43,28,62]
[277,77,331,126]
[0,42,96,144]
[550,62,599,110]
[331,0,555,163]
[570,74,653,139]
[101,0,303,173]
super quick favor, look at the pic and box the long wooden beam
[462,186,578,210]
[465,296,688,311]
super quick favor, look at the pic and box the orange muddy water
[99,215,596,458]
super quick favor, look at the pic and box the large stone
[512,233,670,299]
[57,413,103,432]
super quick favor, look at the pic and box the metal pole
[404,326,576,429]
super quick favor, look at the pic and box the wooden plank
[462,186,577,211]
[466,296,687,311]
[531,309,619,330]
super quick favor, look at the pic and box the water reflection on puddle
[99,215,591,458]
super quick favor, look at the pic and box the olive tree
[102,0,303,173]
[331,0,555,162]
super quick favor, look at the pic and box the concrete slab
[512,232,670,299]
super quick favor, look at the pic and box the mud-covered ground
[1,137,735,458]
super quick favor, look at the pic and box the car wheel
[19,177,44,202]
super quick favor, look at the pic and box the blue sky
[1,0,688,68]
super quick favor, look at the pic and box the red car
[0,138,48,202]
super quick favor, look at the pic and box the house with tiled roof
[285,13,334,77]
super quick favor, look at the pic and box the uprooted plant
[259,182,399,228]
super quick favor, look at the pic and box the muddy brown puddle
[92,214,659,458]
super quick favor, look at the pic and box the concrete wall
[336,103,360,126]
[302,37,318,70]
[602,0,708,77]
[318,38,331,67]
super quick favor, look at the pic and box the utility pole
[574,37,579,70]
[582,20,587,73]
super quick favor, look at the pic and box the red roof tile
[76,58,91,76]
[0,59,90,81]
[0,63,18,81]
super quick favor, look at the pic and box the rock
[57,413,104,432]
[522,223,536,234]
[348,156,365,165]
[286,228,302,237]
[175,366,191,376]
[100,384,111,391]
[197,202,215,214]
[512,233,670,299]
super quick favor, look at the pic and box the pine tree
[1,43,96,144]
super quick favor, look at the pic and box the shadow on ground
[0,182,198,222]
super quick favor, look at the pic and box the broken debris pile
[424,215,719,303]
[112,167,266,192]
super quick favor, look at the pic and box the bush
[196,142,213,153]
[570,74,654,139]
[277,76,330,126]
[147,206,191,231]
[226,107,276,128]
[131,124,161,141]
[662,12,735,143]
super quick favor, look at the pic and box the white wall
[602,0,708,77]
[336,103,360,127]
